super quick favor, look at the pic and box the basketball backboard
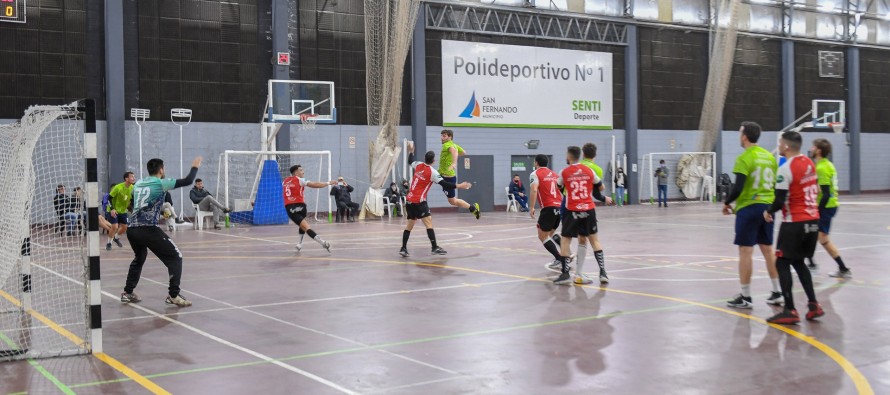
[812,99,844,128]
[267,80,337,124]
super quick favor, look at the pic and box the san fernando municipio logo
[459,91,481,118]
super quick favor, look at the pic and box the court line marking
[136,276,463,377]
[31,264,357,395]
[0,289,171,395]
[292,256,876,395]
[0,332,76,395]
[365,376,469,394]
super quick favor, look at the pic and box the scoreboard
[1,0,25,23]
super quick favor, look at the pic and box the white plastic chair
[192,203,214,230]
[506,187,518,212]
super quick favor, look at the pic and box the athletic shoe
[766,291,784,305]
[432,246,447,255]
[553,272,572,285]
[808,262,818,271]
[472,203,481,220]
[727,294,753,309]
[599,270,609,284]
[547,259,562,270]
[828,269,852,279]
[165,295,192,307]
[294,243,303,252]
[175,218,185,224]
[322,240,332,253]
[767,309,800,325]
[120,292,141,303]
[113,238,123,248]
[106,242,112,251]
[806,302,825,320]
[168,224,174,231]
[399,247,410,257]
[574,274,593,284]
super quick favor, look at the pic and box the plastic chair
[506,187,518,212]
[192,203,214,230]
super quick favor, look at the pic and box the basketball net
[828,122,844,134]
[299,113,318,131]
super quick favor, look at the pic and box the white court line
[136,277,464,377]
[32,264,358,395]
[366,376,469,394]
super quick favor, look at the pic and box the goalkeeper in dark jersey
[121,156,202,307]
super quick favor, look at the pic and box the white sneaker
[573,274,593,284]
[165,295,192,307]
[322,241,332,253]
[547,259,562,270]
[295,243,303,252]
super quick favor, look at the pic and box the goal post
[0,100,101,361]
[639,152,717,205]
[218,150,333,225]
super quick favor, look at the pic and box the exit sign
[0,0,26,23]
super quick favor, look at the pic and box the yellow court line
[288,256,875,395]
[0,290,171,395]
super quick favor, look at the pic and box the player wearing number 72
[723,122,782,309]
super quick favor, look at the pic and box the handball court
[3,196,890,395]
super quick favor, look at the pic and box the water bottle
[225,214,230,228]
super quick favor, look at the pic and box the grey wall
[721,130,853,192]
[861,133,890,191]
[424,127,626,208]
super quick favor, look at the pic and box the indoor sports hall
[2,1,890,394]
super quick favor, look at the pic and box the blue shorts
[559,196,567,219]
[734,204,773,247]
[108,212,128,225]
[818,207,837,234]
[442,176,457,199]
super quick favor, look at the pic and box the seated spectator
[53,185,69,234]
[509,174,529,212]
[189,178,230,230]
[400,178,410,197]
[62,187,86,236]
[384,181,403,217]
[162,191,184,231]
[330,177,359,222]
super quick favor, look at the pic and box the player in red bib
[554,146,612,285]
[763,131,824,324]
[528,154,574,271]
[399,142,472,257]
[283,164,337,252]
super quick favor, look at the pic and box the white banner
[441,40,613,129]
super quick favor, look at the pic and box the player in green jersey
[121,157,202,307]
[809,138,851,278]
[106,171,136,250]
[438,130,481,219]
[722,122,782,308]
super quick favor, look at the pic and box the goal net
[217,151,332,225]
[1,101,99,361]
[639,152,717,205]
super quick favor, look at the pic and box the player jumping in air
[554,146,612,285]
[438,129,481,219]
[283,165,337,253]
[764,131,825,325]
[400,142,472,257]
[121,157,202,307]
[723,122,783,308]
[528,154,574,271]
[808,138,852,278]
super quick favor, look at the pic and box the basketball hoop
[828,122,844,134]
[299,113,318,130]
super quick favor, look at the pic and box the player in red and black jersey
[283,164,337,253]
[763,131,825,325]
[554,146,612,285]
[399,142,472,257]
[528,154,573,270]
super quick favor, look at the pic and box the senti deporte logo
[572,99,602,122]
[459,91,518,119]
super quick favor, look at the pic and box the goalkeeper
[120,157,202,307]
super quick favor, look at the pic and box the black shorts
[442,176,457,199]
[285,203,307,225]
[406,202,431,220]
[560,209,597,238]
[776,220,819,260]
[537,207,561,232]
